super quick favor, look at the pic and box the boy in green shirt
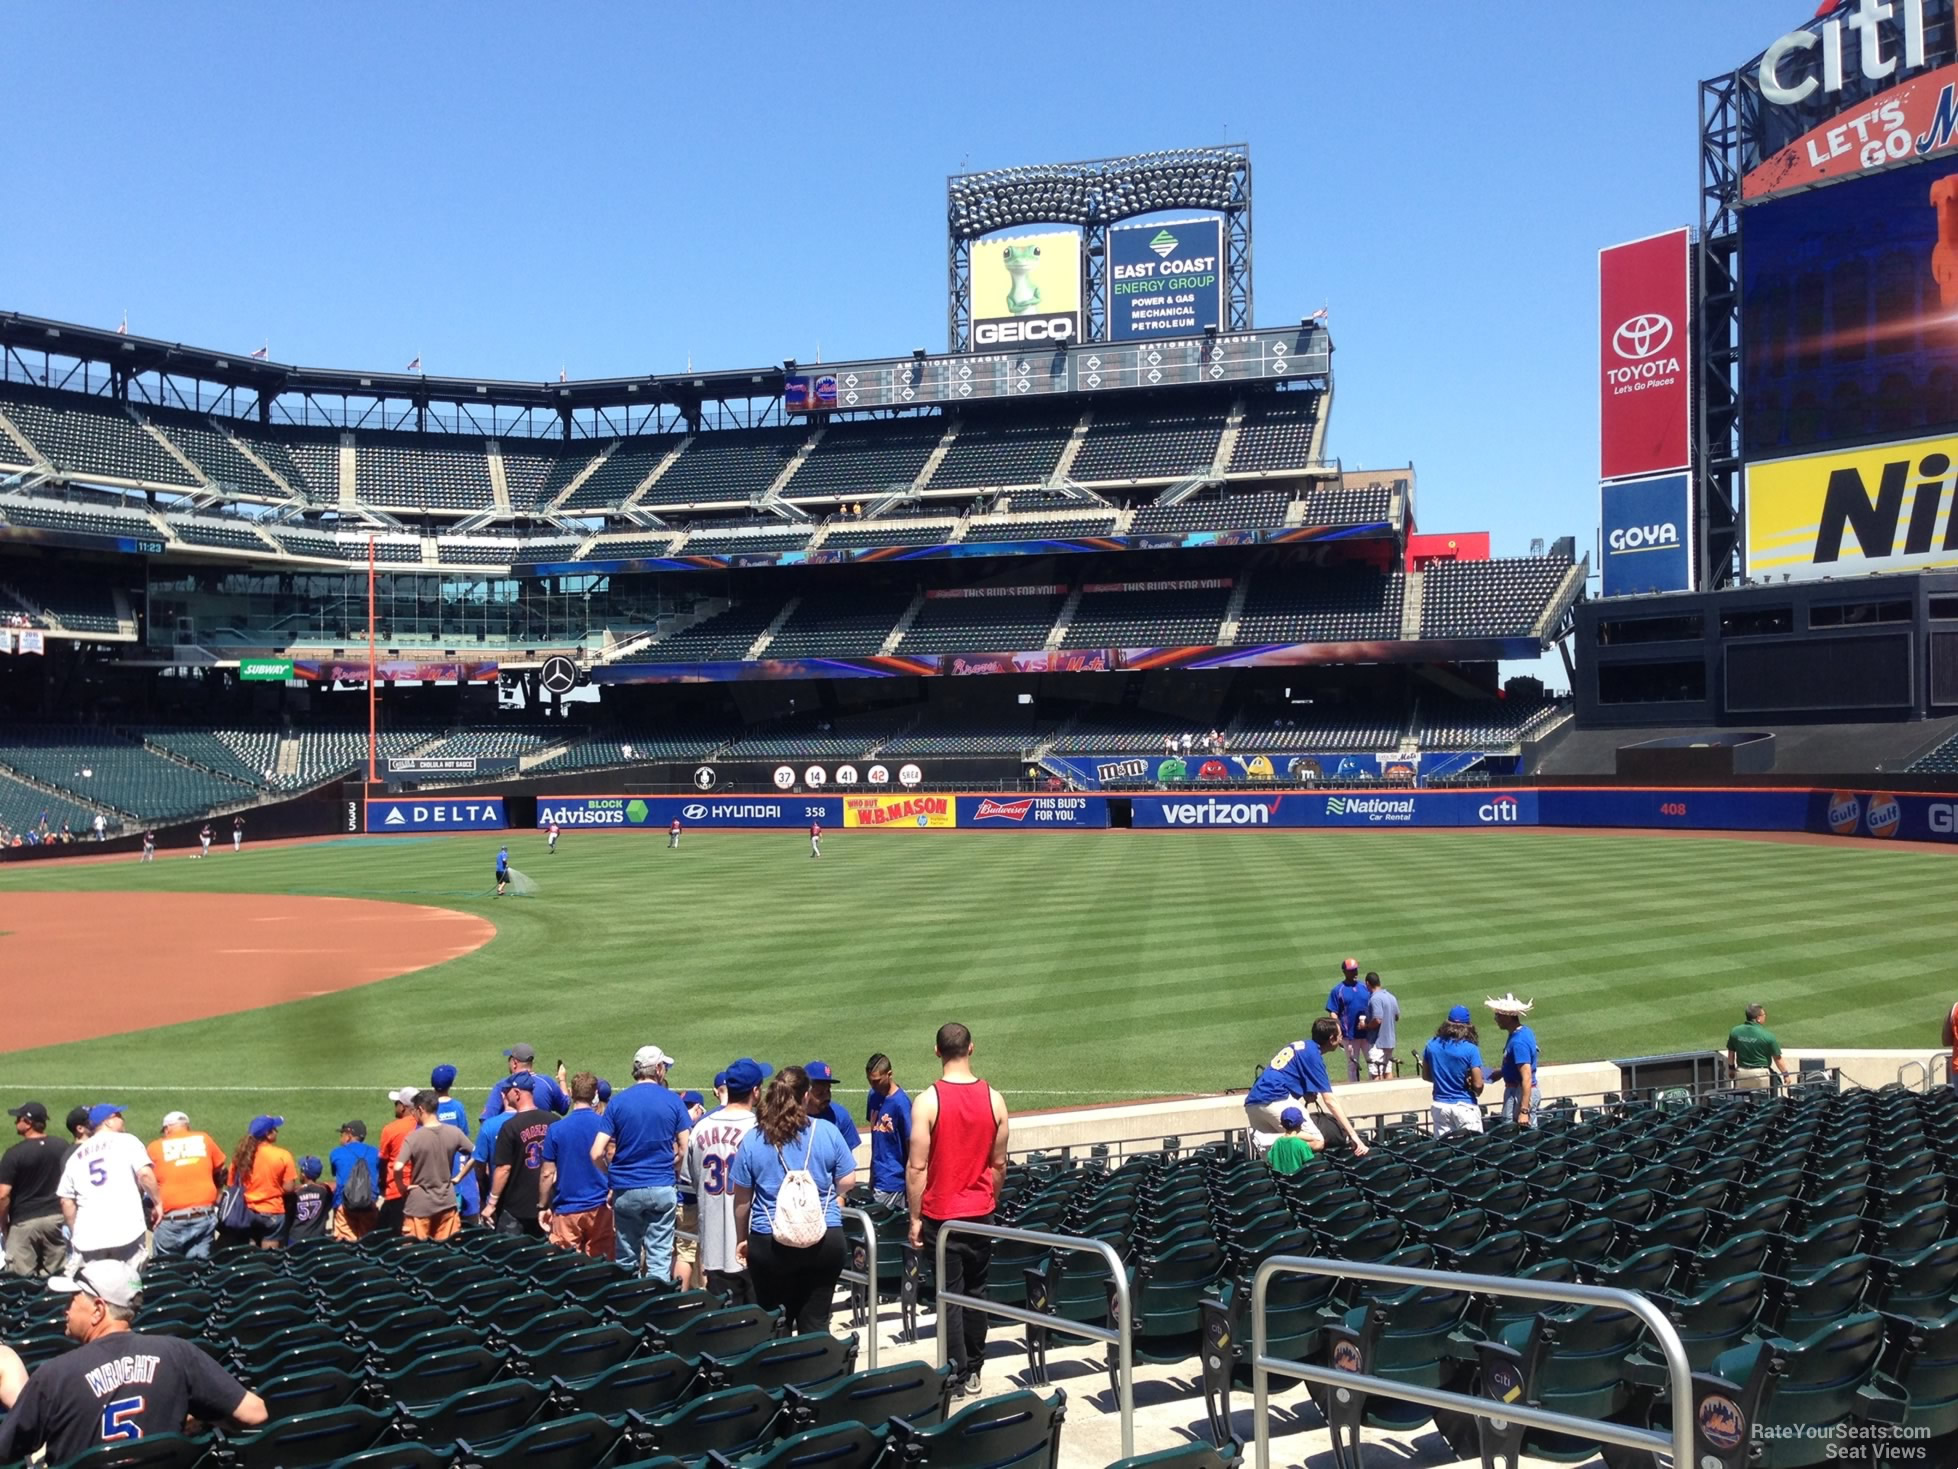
[1266,1107,1319,1175]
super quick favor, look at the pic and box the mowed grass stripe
[0,828,1950,1152]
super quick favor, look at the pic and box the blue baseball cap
[431,1064,458,1091]
[724,1059,767,1094]
[713,1071,729,1090]
[595,1078,612,1102]
[681,1090,704,1109]
[1280,1107,1305,1129]
[249,1114,284,1138]
[805,1061,835,1083]
[299,1155,323,1179]
[1448,1005,1473,1024]
[87,1104,125,1128]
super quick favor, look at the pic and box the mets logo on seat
[1697,1394,1745,1453]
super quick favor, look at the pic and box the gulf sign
[1745,433,1958,581]
[366,797,506,832]
[1600,474,1694,596]
[1600,229,1691,481]
[843,793,955,829]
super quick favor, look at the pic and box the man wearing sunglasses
[0,1261,266,1463]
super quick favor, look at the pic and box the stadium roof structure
[0,306,1323,442]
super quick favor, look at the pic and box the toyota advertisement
[1599,474,1694,597]
[1743,150,1958,460]
[1600,228,1693,481]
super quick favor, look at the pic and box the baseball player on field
[140,831,155,863]
[232,816,244,853]
[547,820,560,855]
[197,824,212,858]
[810,819,822,859]
[669,817,681,850]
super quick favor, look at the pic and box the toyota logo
[1612,314,1674,360]
[693,767,716,791]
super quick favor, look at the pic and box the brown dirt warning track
[0,893,493,1051]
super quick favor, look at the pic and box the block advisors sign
[365,797,507,833]
[1600,474,1694,597]
[1746,433,1958,582]
[1108,218,1224,341]
[535,795,840,828]
[1600,228,1691,482]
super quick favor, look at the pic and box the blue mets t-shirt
[1422,1037,1486,1105]
[1499,1026,1540,1088]
[543,1108,610,1214]
[1326,981,1371,1040]
[598,1083,693,1189]
[1247,1040,1334,1105]
[866,1086,913,1194]
[434,1098,480,1213]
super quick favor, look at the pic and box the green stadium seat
[459,1411,625,1469]
[553,1352,700,1424]
[397,1377,551,1454]
[703,1420,888,1469]
[635,1385,784,1462]
[55,1433,214,1469]
[219,1404,396,1469]
[780,1362,953,1435]
[257,1365,369,1418]
[698,1332,859,1396]
[1105,1441,1243,1469]
[885,1388,1068,1469]
[654,1305,781,1362]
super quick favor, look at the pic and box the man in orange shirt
[230,1116,297,1250]
[147,1111,225,1261]
[376,1087,420,1236]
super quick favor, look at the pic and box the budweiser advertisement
[1599,228,1692,482]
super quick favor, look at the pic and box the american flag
[558,367,567,383]
[116,312,128,337]
[1309,306,1329,322]
[405,356,421,373]
[250,344,270,361]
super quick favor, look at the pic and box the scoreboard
[786,326,1327,414]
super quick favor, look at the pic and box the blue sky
[1,3,1801,683]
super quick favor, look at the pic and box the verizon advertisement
[1599,229,1692,482]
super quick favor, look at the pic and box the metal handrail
[1249,1256,1693,1469]
[933,1219,1134,1460]
[673,1203,878,1370]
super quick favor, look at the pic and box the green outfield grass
[0,827,1949,1158]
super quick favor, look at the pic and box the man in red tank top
[906,1022,1010,1399]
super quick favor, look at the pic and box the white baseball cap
[387,1087,420,1106]
[160,1111,189,1129]
[51,1260,142,1309]
[633,1045,676,1072]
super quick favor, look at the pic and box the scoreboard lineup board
[789,326,1327,413]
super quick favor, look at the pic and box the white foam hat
[1485,993,1535,1015]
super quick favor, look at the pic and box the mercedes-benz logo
[1612,314,1674,361]
[539,655,578,695]
[693,767,716,791]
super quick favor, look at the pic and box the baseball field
[0,826,1948,1156]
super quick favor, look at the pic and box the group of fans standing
[1244,959,1542,1161]
[0,1020,1013,1460]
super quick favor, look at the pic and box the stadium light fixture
[784,359,797,373]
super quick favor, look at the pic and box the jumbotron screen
[1742,152,1958,460]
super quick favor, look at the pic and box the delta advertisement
[1108,219,1224,341]
[535,796,842,829]
[1599,229,1692,481]
[968,231,1082,351]
[1130,791,1542,828]
[1599,474,1694,597]
[1742,150,1958,461]
[365,797,507,833]
[842,793,956,829]
[1744,432,1958,581]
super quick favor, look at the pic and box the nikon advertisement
[968,231,1082,350]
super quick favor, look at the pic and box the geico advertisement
[968,231,1081,350]
[842,793,956,829]
[1747,434,1958,581]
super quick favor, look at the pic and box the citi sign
[1478,798,1523,823]
[1607,522,1680,553]
[1758,0,1934,107]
